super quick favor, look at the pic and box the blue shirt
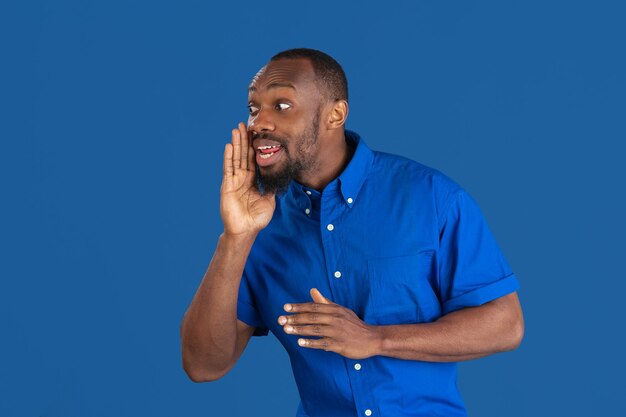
[237,131,519,417]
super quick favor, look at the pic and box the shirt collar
[287,130,374,208]
[336,130,374,207]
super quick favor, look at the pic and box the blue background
[1,1,625,416]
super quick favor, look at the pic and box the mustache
[252,132,287,146]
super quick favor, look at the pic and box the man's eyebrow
[248,82,297,93]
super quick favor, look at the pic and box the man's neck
[298,131,355,192]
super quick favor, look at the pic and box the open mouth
[256,144,284,167]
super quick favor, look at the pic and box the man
[180,48,524,417]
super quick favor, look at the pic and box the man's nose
[248,108,275,135]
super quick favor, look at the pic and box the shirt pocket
[365,250,441,325]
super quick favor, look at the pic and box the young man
[181,48,524,417]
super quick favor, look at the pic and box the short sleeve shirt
[237,130,519,417]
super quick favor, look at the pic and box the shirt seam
[437,189,464,229]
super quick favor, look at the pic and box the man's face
[247,58,324,194]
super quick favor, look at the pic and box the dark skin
[280,289,523,361]
[180,57,524,383]
[180,58,352,382]
[246,58,351,190]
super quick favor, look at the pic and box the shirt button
[334,271,342,278]
[305,208,310,215]
[327,224,334,231]
[364,409,372,416]
[354,363,361,371]
[305,190,312,195]
[347,197,353,204]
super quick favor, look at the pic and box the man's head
[269,48,348,104]
[247,48,349,195]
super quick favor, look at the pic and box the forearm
[374,293,524,362]
[180,232,256,379]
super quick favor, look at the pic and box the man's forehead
[248,58,316,93]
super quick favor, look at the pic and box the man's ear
[326,100,349,129]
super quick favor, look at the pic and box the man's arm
[180,123,275,382]
[375,292,523,361]
[278,288,524,361]
[180,233,257,382]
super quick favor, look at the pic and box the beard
[255,109,320,196]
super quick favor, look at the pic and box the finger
[284,302,339,314]
[278,312,333,326]
[232,128,241,170]
[247,125,257,173]
[284,324,337,337]
[297,337,333,351]
[247,145,255,172]
[310,288,332,304]
[223,143,234,178]
[239,122,249,170]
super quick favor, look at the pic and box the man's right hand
[220,122,276,237]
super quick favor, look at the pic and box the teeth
[257,145,281,150]
[259,152,275,159]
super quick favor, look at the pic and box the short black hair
[270,48,348,103]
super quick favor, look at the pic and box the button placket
[318,189,374,415]
[349,360,375,416]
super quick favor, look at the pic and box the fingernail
[298,339,306,346]
[284,304,292,311]
[278,316,286,325]
[285,325,293,333]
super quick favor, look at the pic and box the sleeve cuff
[237,300,269,336]
[442,274,520,315]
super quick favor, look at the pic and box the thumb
[310,288,331,304]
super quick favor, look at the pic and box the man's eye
[276,103,291,111]
[248,105,259,114]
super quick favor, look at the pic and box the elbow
[497,292,525,352]
[182,360,228,383]
[180,324,231,382]
[507,320,524,351]
[181,346,232,383]
[185,370,225,383]
[503,312,525,351]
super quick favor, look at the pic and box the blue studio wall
[1,1,625,416]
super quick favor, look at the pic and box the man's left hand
[278,288,381,360]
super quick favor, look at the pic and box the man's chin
[256,166,294,196]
